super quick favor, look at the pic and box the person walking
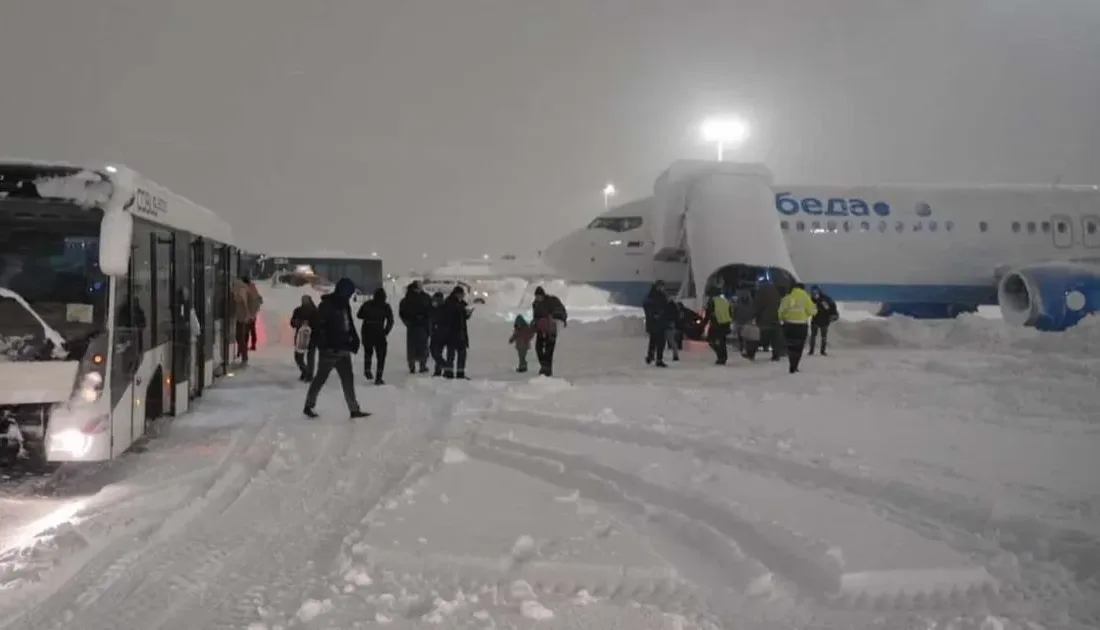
[243,277,263,351]
[663,297,682,361]
[751,281,784,362]
[303,278,369,419]
[808,285,839,356]
[704,286,733,364]
[357,287,394,385]
[530,286,567,376]
[230,278,251,364]
[439,286,472,379]
[428,291,447,376]
[398,281,433,374]
[642,281,669,367]
[777,281,817,374]
[290,294,318,381]
[508,314,535,373]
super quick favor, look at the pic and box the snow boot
[350,410,371,419]
[656,361,668,368]
[303,407,319,418]
[364,370,373,380]
[374,377,385,386]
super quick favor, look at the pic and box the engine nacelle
[997,262,1100,331]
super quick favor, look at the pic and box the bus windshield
[0,202,109,361]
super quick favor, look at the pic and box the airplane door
[1051,215,1074,248]
[1082,216,1100,249]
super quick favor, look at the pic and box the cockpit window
[586,216,643,232]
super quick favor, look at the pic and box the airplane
[541,161,1100,332]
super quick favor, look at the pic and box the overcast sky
[2,1,1097,271]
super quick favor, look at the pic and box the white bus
[0,162,242,464]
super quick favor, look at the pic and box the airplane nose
[541,232,574,277]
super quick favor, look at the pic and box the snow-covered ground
[0,286,1098,629]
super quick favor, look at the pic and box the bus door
[191,238,206,396]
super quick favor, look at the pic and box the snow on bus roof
[0,159,234,245]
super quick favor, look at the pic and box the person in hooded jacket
[303,278,369,419]
[750,281,784,362]
[357,287,394,385]
[642,281,669,367]
[243,277,263,351]
[439,286,472,379]
[428,291,447,376]
[663,297,682,361]
[398,282,433,374]
[732,288,755,354]
[230,278,252,364]
[290,294,318,381]
[807,285,839,356]
[530,286,568,376]
[704,286,733,365]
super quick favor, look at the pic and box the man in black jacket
[642,281,668,367]
[428,291,447,376]
[531,286,567,377]
[439,286,472,379]
[357,287,394,384]
[398,282,433,374]
[750,281,784,362]
[303,278,369,419]
[808,285,839,356]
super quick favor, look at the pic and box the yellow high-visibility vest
[711,295,732,324]
[778,288,818,323]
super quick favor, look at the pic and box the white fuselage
[542,182,1100,307]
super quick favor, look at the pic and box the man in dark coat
[398,281,433,374]
[808,285,839,356]
[663,298,682,361]
[290,294,318,381]
[357,287,394,384]
[642,281,668,367]
[303,278,369,419]
[530,286,568,377]
[750,281,784,361]
[439,286,472,379]
[428,291,447,376]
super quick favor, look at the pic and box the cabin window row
[779,219,957,234]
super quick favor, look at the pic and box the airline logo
[775,192,891,217]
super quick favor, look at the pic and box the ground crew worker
[704,286,733,365]
[777,281,817,374]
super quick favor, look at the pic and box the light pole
[700,117,749,161]
[603,183,617,208]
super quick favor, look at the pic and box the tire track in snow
[495,409,1100,583]
[0,401,288,630]
[180,390,463,630]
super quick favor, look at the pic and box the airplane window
[586,216,643,232]
[895,221,905,232]
[811,220,822,232]
[1087,221,1098,235]
[877,220,887,233]
[826,220,837,232]
[780,220,790,231]
[842,221,851,233]
[860,221,870,232]
[913,222,923,232]
[945,220,954,231]
[1012,221,1021,233]
[1057,221,1068,233]
[796,221,806,232]
[1041,221,1051,233]
[979,221,988,232]
[1026,221,1036,234]
[929,220,938,232]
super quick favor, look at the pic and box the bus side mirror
[99,210,133,277]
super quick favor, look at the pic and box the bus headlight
[49,429,93,458]
[78,371,104,403]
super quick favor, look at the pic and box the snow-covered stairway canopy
[653,161,797,296]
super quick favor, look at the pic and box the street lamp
[700,117,749,161]
[602,183,617,208]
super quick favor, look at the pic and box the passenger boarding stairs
[653,161,798,303]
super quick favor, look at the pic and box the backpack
[294,324,312,353]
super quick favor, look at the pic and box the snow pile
[0,288,68,358]
[832,312,1100,355]
[32,170,112,208]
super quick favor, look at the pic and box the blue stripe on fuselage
[582,281,997,308]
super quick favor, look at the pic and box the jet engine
[997,262,1100,331]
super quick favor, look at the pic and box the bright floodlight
[700,117,749,161]
[602,183,617,208]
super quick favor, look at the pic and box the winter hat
[334,277,356,298]
[514,314,528,325]
[373,287,387,301]
[534,286,545,297]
